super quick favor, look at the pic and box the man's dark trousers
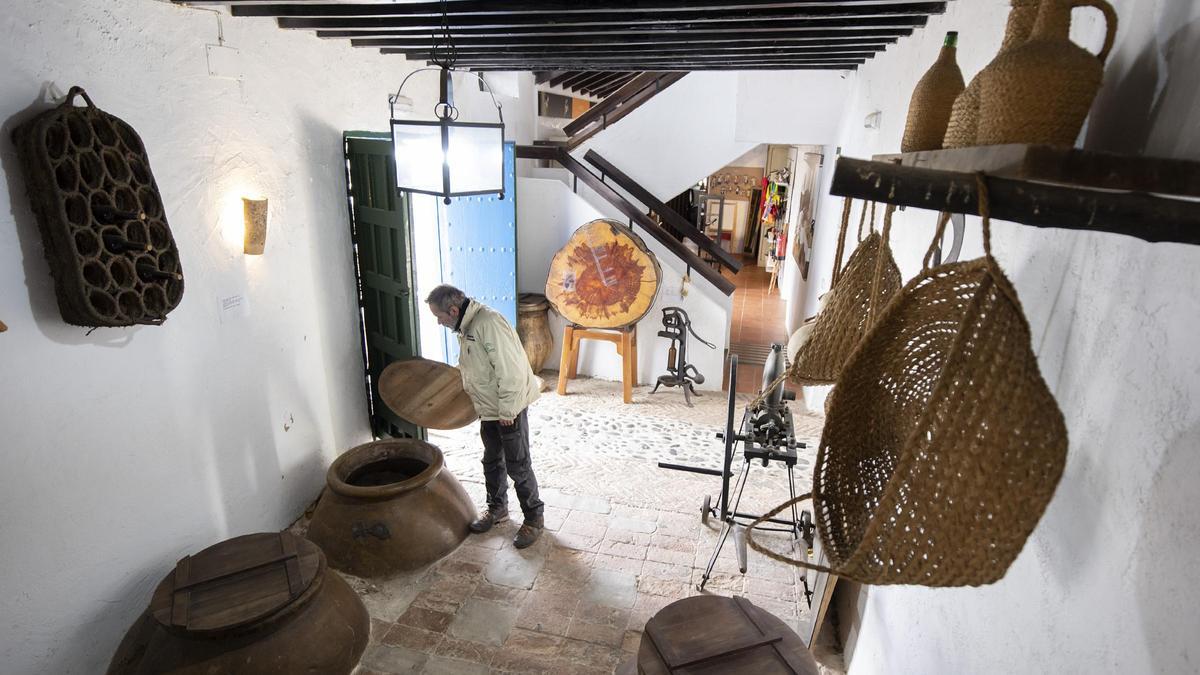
[479,409,544,521]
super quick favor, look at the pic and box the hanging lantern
[388,7,505,205]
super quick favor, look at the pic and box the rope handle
[867,203,897,324]
[831,197,852,286]
[63,86,95,109]
[856,200,876,242]
[922,211,954,271]
[744,493,840,576]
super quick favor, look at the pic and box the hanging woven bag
[748,175,1068,587]
[786,198,902,386]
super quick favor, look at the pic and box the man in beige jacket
[426,284,545,549]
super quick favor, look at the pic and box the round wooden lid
[545,218,662,329]
[149,532,322,636]
[378,357,479,430]
[638,595,819,675]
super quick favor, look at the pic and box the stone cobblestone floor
[318,375,830,674]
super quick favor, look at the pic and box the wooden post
[557,324,576,396]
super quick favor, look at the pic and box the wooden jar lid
[638,596,819,675]
[378,357,478,430]
[149,532,322,636]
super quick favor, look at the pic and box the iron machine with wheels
[658,345,816,592]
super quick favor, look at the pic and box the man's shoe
[513,517,544,549]
[469,508,508,534]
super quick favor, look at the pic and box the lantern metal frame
[388,66,506,204]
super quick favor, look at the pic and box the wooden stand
[558,324,638,404]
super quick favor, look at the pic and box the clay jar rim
[326,438,445,500]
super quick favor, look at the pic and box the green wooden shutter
[344,132,422,439]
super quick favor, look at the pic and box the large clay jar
[106,532,369,675]
[943,0,1042,149]
[900,31,965,152]
[976,0,1118,147]
[517,292,554,374]
[308,438,475,577]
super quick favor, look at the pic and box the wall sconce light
[242,197,268,255]
[388,6,505,205]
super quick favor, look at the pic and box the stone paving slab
[331,375,828,674]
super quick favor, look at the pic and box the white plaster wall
[580,72,758,200]
[800,2,1200,673]
[726,143,769,169]
[516,177,731,390]
[0,2,462,672]
[734,71,852,145]
[582,71,852,203]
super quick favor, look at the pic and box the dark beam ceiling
[173,0,947,97]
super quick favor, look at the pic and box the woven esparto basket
[786,198,901,386]
[749,176,1068,587]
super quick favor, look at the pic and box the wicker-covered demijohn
[786,199,901,386]
[11,86,183,327]
[749,175,1068,587]
[900,31,965,153]
[975,0,1118,147]
[944,0,1041,149]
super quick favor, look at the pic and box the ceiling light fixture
[388,0,505,205]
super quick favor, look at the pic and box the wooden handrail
[563,73,687,149]
[516,145,735,296]
[583,150,742,274]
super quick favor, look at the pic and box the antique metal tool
[658,345,813,591]
[650,306,714,407]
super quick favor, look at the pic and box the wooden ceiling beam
[466,64,861,71]
[547,70,583,87]
[558,72,596,89]
[186,0,933,4]
[584,72,629,92]
[593,75,639,98]
[571,72,615,93]
[390,45,889,59]
[443,55,871,65]
[444,60,873,70]
[276,15,928,31]
[321,29,905,45]
[234,1,944,18]
[356,39,889,52]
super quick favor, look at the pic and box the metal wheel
[701,494,711,525]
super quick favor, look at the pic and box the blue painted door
[437,142,518,363]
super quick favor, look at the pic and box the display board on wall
[706,165,763,199]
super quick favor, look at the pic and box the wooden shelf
[830,145,1200,245]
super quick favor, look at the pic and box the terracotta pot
[107,533,369,675]
[944,0,1042,149]
[307,438,475,577]
[517,292,553,374]
[901,32,965,153]
[976,0,1118,146]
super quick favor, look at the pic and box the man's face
[428,302,459,329]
